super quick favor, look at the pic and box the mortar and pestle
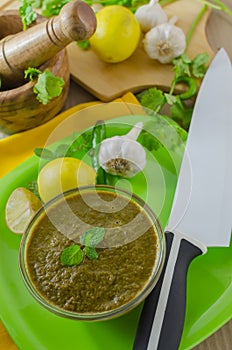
[0,1,96,135]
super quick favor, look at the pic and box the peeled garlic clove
[135,0,168,33]
[143,19,186,63]
[98,122,146,178]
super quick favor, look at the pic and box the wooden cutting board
[1,0,214,102]
[67,0,214,101]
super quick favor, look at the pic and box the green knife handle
[133,231,203,350]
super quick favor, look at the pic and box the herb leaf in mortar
[24,67,64,105]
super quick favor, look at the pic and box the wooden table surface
[0,0,231,349]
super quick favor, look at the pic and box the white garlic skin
[135,0,168,33]
[98,122,146,178]
[144,22,186,63]
[91,3,103,13]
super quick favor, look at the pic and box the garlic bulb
[91,3,103,13]
[135,0,168,33]
[98,122,146,178]
[143,17,186,63]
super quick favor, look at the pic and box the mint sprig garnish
[60,227,105,266]
[80,227,105,247]
[60,245,84,266]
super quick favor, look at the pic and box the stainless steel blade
[166,48,232,246]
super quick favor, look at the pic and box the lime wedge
[5,187,42,234]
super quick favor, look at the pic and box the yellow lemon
[89,5,141,63]
[37,157,96,203]
[5,187,42,234]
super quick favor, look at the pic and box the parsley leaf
[19,0,37,30]
[33,70,64,104]
[137,88,165,114]
[172,54,191,78]
[41,0,70,17]
[192,53,210,78]
[24,68,65,105]
[170,96,193,130]
[60,245,84,266]
[24,67,41,81]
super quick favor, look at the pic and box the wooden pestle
[0,0,96,89]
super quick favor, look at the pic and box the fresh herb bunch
[19,0,69,27]
[34,129,93,161]
[60,227,105,266]
[24,67,65,105]
[137,52,210,130]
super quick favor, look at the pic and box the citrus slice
[5,187,42,234]
[37,157,96,203]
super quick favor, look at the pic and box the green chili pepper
[91,120,106,184]
[174,76,198,100]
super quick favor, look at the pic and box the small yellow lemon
[38,157,96,203]
[89,5,141,63]
[5,188,42,234]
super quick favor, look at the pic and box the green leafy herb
[60,227,105,266]
[41,0,70,17]
[34,70,64,104]
[60,245,84,266]
[25,67,64,104]
[172,54,192,78]
[77,40,90,50]
[19,0,38,30]
[137,51,209,130]
[170,96,193,130]
[33,130,92,162]
[137,88,165,114]
[84,246,99,260]
[90,120,107,184]
[192,53,210,78]
[34,147,56,160]
[80,227,105,247]
[24,67,41,81]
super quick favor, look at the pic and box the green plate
[0,115,231,350]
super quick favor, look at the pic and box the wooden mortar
[0,1,96,135]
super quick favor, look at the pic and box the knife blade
[133,48,232,350]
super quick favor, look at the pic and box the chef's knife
[133,48,232,350]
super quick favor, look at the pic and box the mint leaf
[33,70,64,105]
[60,245,84,266]
[84,246,98,260]
[80,227,105,247]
